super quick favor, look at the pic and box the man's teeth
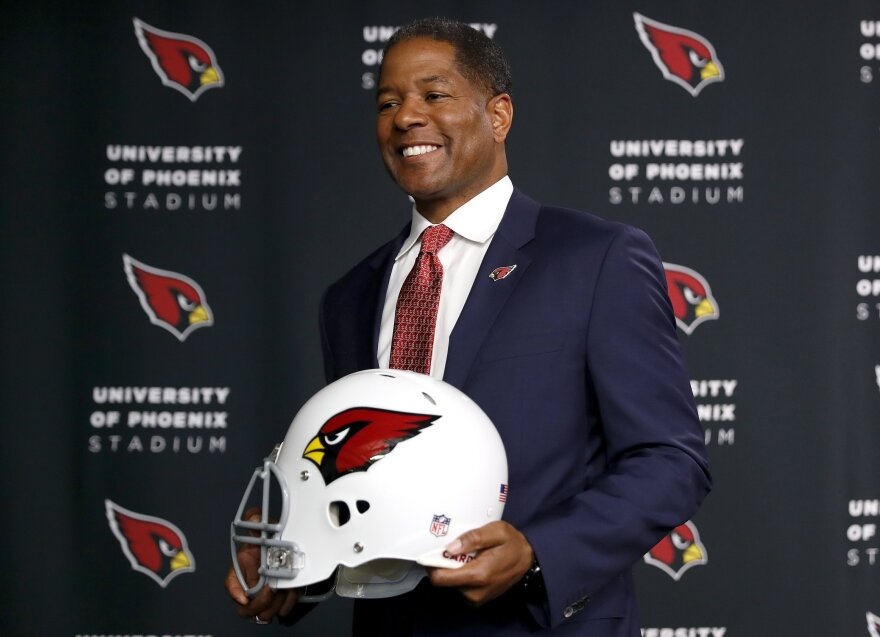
[402,145,439,157]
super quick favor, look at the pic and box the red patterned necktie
[389,224,455,374]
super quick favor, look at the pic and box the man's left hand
[428,520,534,606]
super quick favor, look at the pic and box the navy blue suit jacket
[320,190,711,636]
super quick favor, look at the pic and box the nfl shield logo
[430,514,451,537]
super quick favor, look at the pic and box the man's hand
[428,520,534,606]
[225,509,299,623]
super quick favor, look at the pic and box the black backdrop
[2,1,879,635]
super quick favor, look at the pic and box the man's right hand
[225,509,299,623]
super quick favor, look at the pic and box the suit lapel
[443,190,540,389]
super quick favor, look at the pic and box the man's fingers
[226,541,277,617]
[233,583,276,618]
[227,507,299,622]
[429,520,535,607]
[446,528,481,555]
[445,520,508,555]
[232,585,298,621]
[280,588,300,616]
[264,586,289,618]
[225,566,249,606]
[428,562,481,587]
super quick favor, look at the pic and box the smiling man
[227,17,710,636]
[375,35,511,223]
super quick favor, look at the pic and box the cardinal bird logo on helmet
[123,254,214,342]
[644,521,707,580]
[105,499,196,588]
[634,13,724,97]
[663,263,719,335]
[303,408,439,485]
[133,18,224,101]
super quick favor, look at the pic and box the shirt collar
[395,176,514,261]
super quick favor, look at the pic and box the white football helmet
[230,369,508,600]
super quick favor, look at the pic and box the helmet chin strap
[296,570,340,603]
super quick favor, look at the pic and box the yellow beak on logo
[189,305,210,325]
[683,543,704,564]
[171,550,191,571]
[694,298,716,318]
[200,66,220,86]
[303,436,325,465]
[700,61,721,80]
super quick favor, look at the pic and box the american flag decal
[499,484,508,503]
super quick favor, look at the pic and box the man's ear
[488,93,513,143]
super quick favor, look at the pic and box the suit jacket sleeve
[521,224,711,628]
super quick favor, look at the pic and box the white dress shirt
[377,176,514,379]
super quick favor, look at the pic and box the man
[227,17,710,636]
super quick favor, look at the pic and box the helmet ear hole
[329,501,351,527]
[356,500,370,514]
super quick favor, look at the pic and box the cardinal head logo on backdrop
[105,499,196,587]
[867,611,880,637]
[663,263,720,335]
[133,17,224,101]
[123,254,214,341]
[634,13,725,96]
[644,520,708,580]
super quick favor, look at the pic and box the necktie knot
[420,224,454,255]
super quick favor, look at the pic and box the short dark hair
[382,17,512,97]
